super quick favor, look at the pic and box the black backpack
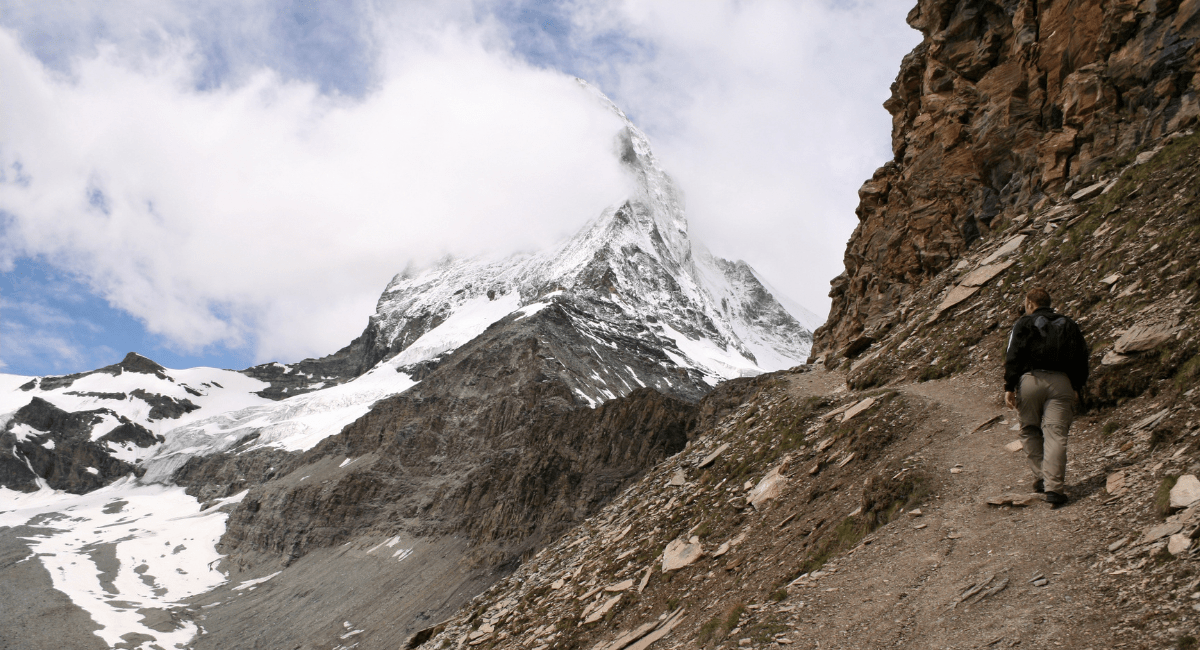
[1030,313,1083,371]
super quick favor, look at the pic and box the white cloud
[552,0,920,318]
[0,22,631,362]
[0,0,920,367]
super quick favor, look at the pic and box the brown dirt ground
[781,368,1117,649]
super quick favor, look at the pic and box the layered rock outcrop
[813,0,1200,357]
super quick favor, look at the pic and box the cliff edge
[813,0,1200,359]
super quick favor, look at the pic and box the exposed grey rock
[1113,322,1179,354]
[697,443,730,469]
[1170,475,1200,509]
[959,261,1014,288]
[1140,522,1184,546]
[0,397,154,493]
[1168,533,1193,556]
[661,537,703,572]
[842,397,876,421]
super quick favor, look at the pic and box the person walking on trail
[1003,287,1090,506]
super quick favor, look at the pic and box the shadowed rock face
[211,300,701,572]
[813,0,1200,357]
[0,397,158,493]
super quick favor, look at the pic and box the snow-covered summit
[366,82,813,386]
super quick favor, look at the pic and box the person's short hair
[1026,287,1051,308]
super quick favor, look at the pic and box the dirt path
[781,369,1117,649]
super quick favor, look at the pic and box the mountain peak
[356,88,812,398]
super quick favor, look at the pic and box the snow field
[0,479,244,649]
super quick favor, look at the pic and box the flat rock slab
[668,470,686,486]
[1140,522,1184,546]
[1005,440,1024,453]
[931,286,981,320]
[960,261,1014,287]
[1131,408,1172,431]
[1071,181,1107,201]
[843,397,876,421]
[1101,350,1131,366]
[605,579,634,592]
[1171,475,1200,509]
[1114,322,1178,354]
[749,464,789,510]
[661,537,703,572]
[986,493,1042,507]
[979,234,1027,266]
[584,594,621,624]
[697,443,730,469]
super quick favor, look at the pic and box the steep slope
[406,130,1200,647]
[812,0,1200,358]
[402,4,1200,650]
[0,86,817,650]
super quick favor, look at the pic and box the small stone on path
[985,493,1041,507]
[1005,440,1023,453]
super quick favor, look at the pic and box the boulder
[1169,533,1193,556]
[1171,475,1200,510]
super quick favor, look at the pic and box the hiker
[1003,287,1089,506]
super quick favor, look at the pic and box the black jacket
[1004,307,1090,392]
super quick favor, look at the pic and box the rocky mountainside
[394,3,1200,650]
[813,0,1200,358]
[0,87,816,650]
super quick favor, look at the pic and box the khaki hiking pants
[1017,370,1076,494]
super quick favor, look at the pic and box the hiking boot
[1032,479,1045,493]
[1044,491,1068,505]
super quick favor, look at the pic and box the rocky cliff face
[0,397,158,493]
[813,0,1200,358]
[210,299,707,567]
